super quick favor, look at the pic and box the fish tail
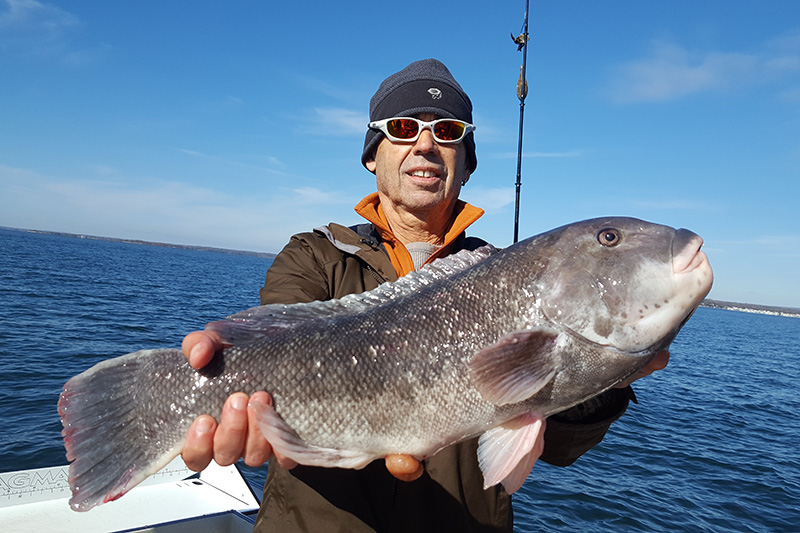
[58,348,189,511]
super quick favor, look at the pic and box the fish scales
[59,216,713,511]
[226,254,535,450]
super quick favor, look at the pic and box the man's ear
[365,159,377,173]
[461,160,471,185]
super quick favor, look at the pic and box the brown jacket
[253,218,632,533]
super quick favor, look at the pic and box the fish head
[532,217,713,353]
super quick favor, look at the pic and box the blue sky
[1,0,799,308]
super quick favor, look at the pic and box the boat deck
[0,457,260,532]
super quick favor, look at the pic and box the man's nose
[413,127,439,154]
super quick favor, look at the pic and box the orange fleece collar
[354,192,484,277]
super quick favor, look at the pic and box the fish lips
[672,229,710,276]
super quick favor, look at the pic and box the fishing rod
[512,0,530,244]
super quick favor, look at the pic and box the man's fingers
[243,392,275,467]
[615,350,670,388]
[636,350,670,379]
[246,392,298,469]
[650,350,670,372]
[181,330,225,369]
[272,451,299,470]
[385,454,424,482]
[213,393,250,466]
[182,415,217,472]
[532,418,546,458]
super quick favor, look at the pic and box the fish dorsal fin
[206,244,498,345]
[469,327,560,406]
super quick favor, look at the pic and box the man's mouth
[409,169,440,178]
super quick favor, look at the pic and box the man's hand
[179,331,423,480]
[615,350,670,389]
[181,330,225,369]
[385,454,424,482]
[180,331,294,471]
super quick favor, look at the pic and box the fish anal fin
[250,398,376,470]
[477,412,546,494]
[469,328,559,405]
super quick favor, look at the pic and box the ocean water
[1,227,798,532]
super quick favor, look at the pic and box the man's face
[366,113,470,218]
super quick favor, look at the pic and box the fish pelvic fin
[58,349,189,511]
[250,397,377,470]
[469,327,560,405]
[477,412,546,493]
[207,244,498,345]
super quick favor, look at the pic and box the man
[180,59,669,532]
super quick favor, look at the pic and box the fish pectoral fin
[477,412,545,494]
[250,398,376,470]
[469,327,559,405]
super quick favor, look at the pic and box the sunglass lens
[433,120,466,141]
[386,119,419,140]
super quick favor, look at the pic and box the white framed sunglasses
[368,117,475,144]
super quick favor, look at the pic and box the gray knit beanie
[362,59,477,173]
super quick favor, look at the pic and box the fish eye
[597,228,622,247]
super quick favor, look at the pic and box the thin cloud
[0,0,88,63]
[527,150,582,158]
[302,108,368,136]
[606,33,800,104]
[461,186,515,210]
[495,150,583,159]
[716,235,800,249]
[608,41,760,103]
[290,186,352,206]
[174,147,289,174]
[628,198,718,211]
[713,235,800,259]
[779,87,800,102]
[292,73,366,103]
[176,148,221,161]
[0,0,79,33]
[765,30,800,56]
[0,164,359,252]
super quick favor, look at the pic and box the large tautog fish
[59,217,712,511]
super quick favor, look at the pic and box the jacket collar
[354,192,484,277]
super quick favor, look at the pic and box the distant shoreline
[4,226,797,318]
[699,299,800,319]
[1,225,276,260]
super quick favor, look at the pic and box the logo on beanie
[428,87,442,99]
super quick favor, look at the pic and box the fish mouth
[672,229,709,274]
[671,228,714,305]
